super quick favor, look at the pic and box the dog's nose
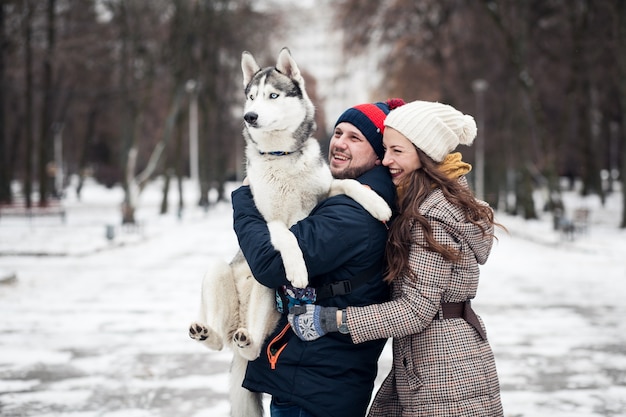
[244,112,258,125]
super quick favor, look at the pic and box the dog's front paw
[189,322,223,351]
[286,271,309,289]
[283,257,309,288]
[331,179,392,222]
[365,199,392,222]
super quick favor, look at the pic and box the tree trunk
[23,1,34,208]
[518,166,536,220]
[0,1,9,203]
[160,107,185,216]
[38,0,56,205]
[198,95,211,209]
[160,169,171,215]
[568,3,603,201]
[118,0,134,223]
[618,0,626,228]
[122,147,139,224]
[76,103,100,200]
[174,106,184,215]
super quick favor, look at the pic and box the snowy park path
[1,181,625,417]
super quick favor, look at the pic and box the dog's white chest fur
[247,139,331,227]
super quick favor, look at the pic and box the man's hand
[288,304,338,341]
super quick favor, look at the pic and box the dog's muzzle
[244,111,258,126]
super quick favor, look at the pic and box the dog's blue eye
[269,93,279,99]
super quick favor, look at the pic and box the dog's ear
[275,47,303,85]
[241,51,261,88]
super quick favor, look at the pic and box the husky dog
[189,48,391,417]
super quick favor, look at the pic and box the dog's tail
[230,354,264,417]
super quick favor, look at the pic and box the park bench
[0,199,66,223]
[554,207,590,240]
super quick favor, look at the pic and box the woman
[289,100,504,416]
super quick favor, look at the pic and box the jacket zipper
[267,323,291,370]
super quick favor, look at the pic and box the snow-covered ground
[1,178,625,417]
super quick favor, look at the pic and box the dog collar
[259,151,292,156]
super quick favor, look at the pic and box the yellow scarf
[395,152,471,200]
[439,152,472,179]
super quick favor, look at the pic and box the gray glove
[288,304,338,341]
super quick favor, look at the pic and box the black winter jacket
[231,165,396,417]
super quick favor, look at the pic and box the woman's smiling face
[382,127,422,185]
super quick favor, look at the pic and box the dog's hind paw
[189,322,223,351]
[233,328,251,349]
[233,328,261,361]
[189,322,209,340]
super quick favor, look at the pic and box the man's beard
[330,164,370,180]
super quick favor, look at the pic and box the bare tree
[37,0,56,205]
[193,0,277,205]
[0,0,9,203]
[618,0,626,228]
[101,0,172,223]
[23,0,34,208]
[161,0,197,215]
[122,87,185,224]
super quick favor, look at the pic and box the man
[231,99,403,417]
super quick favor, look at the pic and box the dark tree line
[338,0,626,227]
[0,0,277,222]
[1,0,624,227]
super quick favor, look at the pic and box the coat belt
[438,300,487,340]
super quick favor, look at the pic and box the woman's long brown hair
[384,148,498,283]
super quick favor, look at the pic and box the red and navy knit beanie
[334,98,406,159]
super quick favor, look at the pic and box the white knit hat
[384,100,477,162]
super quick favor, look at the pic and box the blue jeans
[270,397,316,417]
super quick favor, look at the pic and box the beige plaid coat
[347,184,503,417]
